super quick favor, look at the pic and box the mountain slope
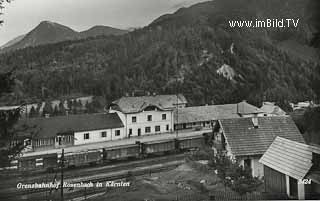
[80,25,128,38]
[1,21,128,52]
[3,21,78,52]
[0,34,25,50]
[0,0,319,107]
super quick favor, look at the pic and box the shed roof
[219,116,305,156]
[110,94,187,114]
[260,102,286,116]
[175,101,263,124]
[17,113,124,139]
[259,137,314,180]
[174,104,240,124]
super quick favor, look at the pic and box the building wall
[109,109,173,137]
[175,121,212,130]
[238,156,264,178]
[74,127,125,145]
[264,165,287,195]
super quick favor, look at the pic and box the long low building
[16,113,125,151]
[174,100,266,130]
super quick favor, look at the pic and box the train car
[63,150,102,167]
[18,153,57,171]
[142,139,176,155]
[178,135,205,150]
[102,144,140,161]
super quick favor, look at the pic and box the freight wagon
[63,150,102,167]
[18,153,57,171]
[13,134,208,171]
[102,144,140,161]
[178,135,205,150]
[141,139,176,156]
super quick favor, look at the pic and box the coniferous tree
[29,105,37,118]
[58,100,66,116]
[0,72,25,167]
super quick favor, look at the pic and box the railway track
[0,153,187,200]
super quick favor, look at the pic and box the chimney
[252,116,259,128]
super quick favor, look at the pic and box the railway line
[0,153,186,201]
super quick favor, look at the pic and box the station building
[108,94,187,138]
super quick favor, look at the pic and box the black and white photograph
[0,0,320,200]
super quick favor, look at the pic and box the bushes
[209,152,262,195]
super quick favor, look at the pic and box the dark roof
[174,101,263,124]
[219,116,305,156]
[175,104,240,124]
[17,113,124,139]
[110,94,187,114]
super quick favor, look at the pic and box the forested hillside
[0,0,319,107]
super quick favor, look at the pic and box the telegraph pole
[176,75,179,138]
[60,149,64,201]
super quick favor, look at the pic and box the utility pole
[176,75,179,139]
[60,149,64,201]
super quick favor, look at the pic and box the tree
[210,152,262,195]
[0,72,24,167]
[58,100,66,116]
[53,105,59,116]
[0,0,11,25]
[42,101,53,117]
[29,105,37,118]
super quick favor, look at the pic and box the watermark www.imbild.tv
[229,18,299,28]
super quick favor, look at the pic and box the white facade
[109,108,174,138]
[74,127,125,145]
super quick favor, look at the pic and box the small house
[259,137,320,200]
[212,116,305,178]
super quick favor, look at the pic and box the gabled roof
[110,94,187,114]
[259,137,315,180]
[260,102,286,116]
[17,113,124,139]
[219,116,305,156]
[237,101,264,115]
[174,104,240,124]
[174,101,262,124]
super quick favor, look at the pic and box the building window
[84,133,90,140]
[132,116,137,123]
[145,127,151,133]
[162,114,167,120]
[147,115,152,121]
[101,131,107,138]
[115,130,121,136]
[155,126,160,132]
[129,129,132,135]
[166,125,169,131]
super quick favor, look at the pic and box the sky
[0,0,208,46]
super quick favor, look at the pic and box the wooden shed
[260,137,320,200]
